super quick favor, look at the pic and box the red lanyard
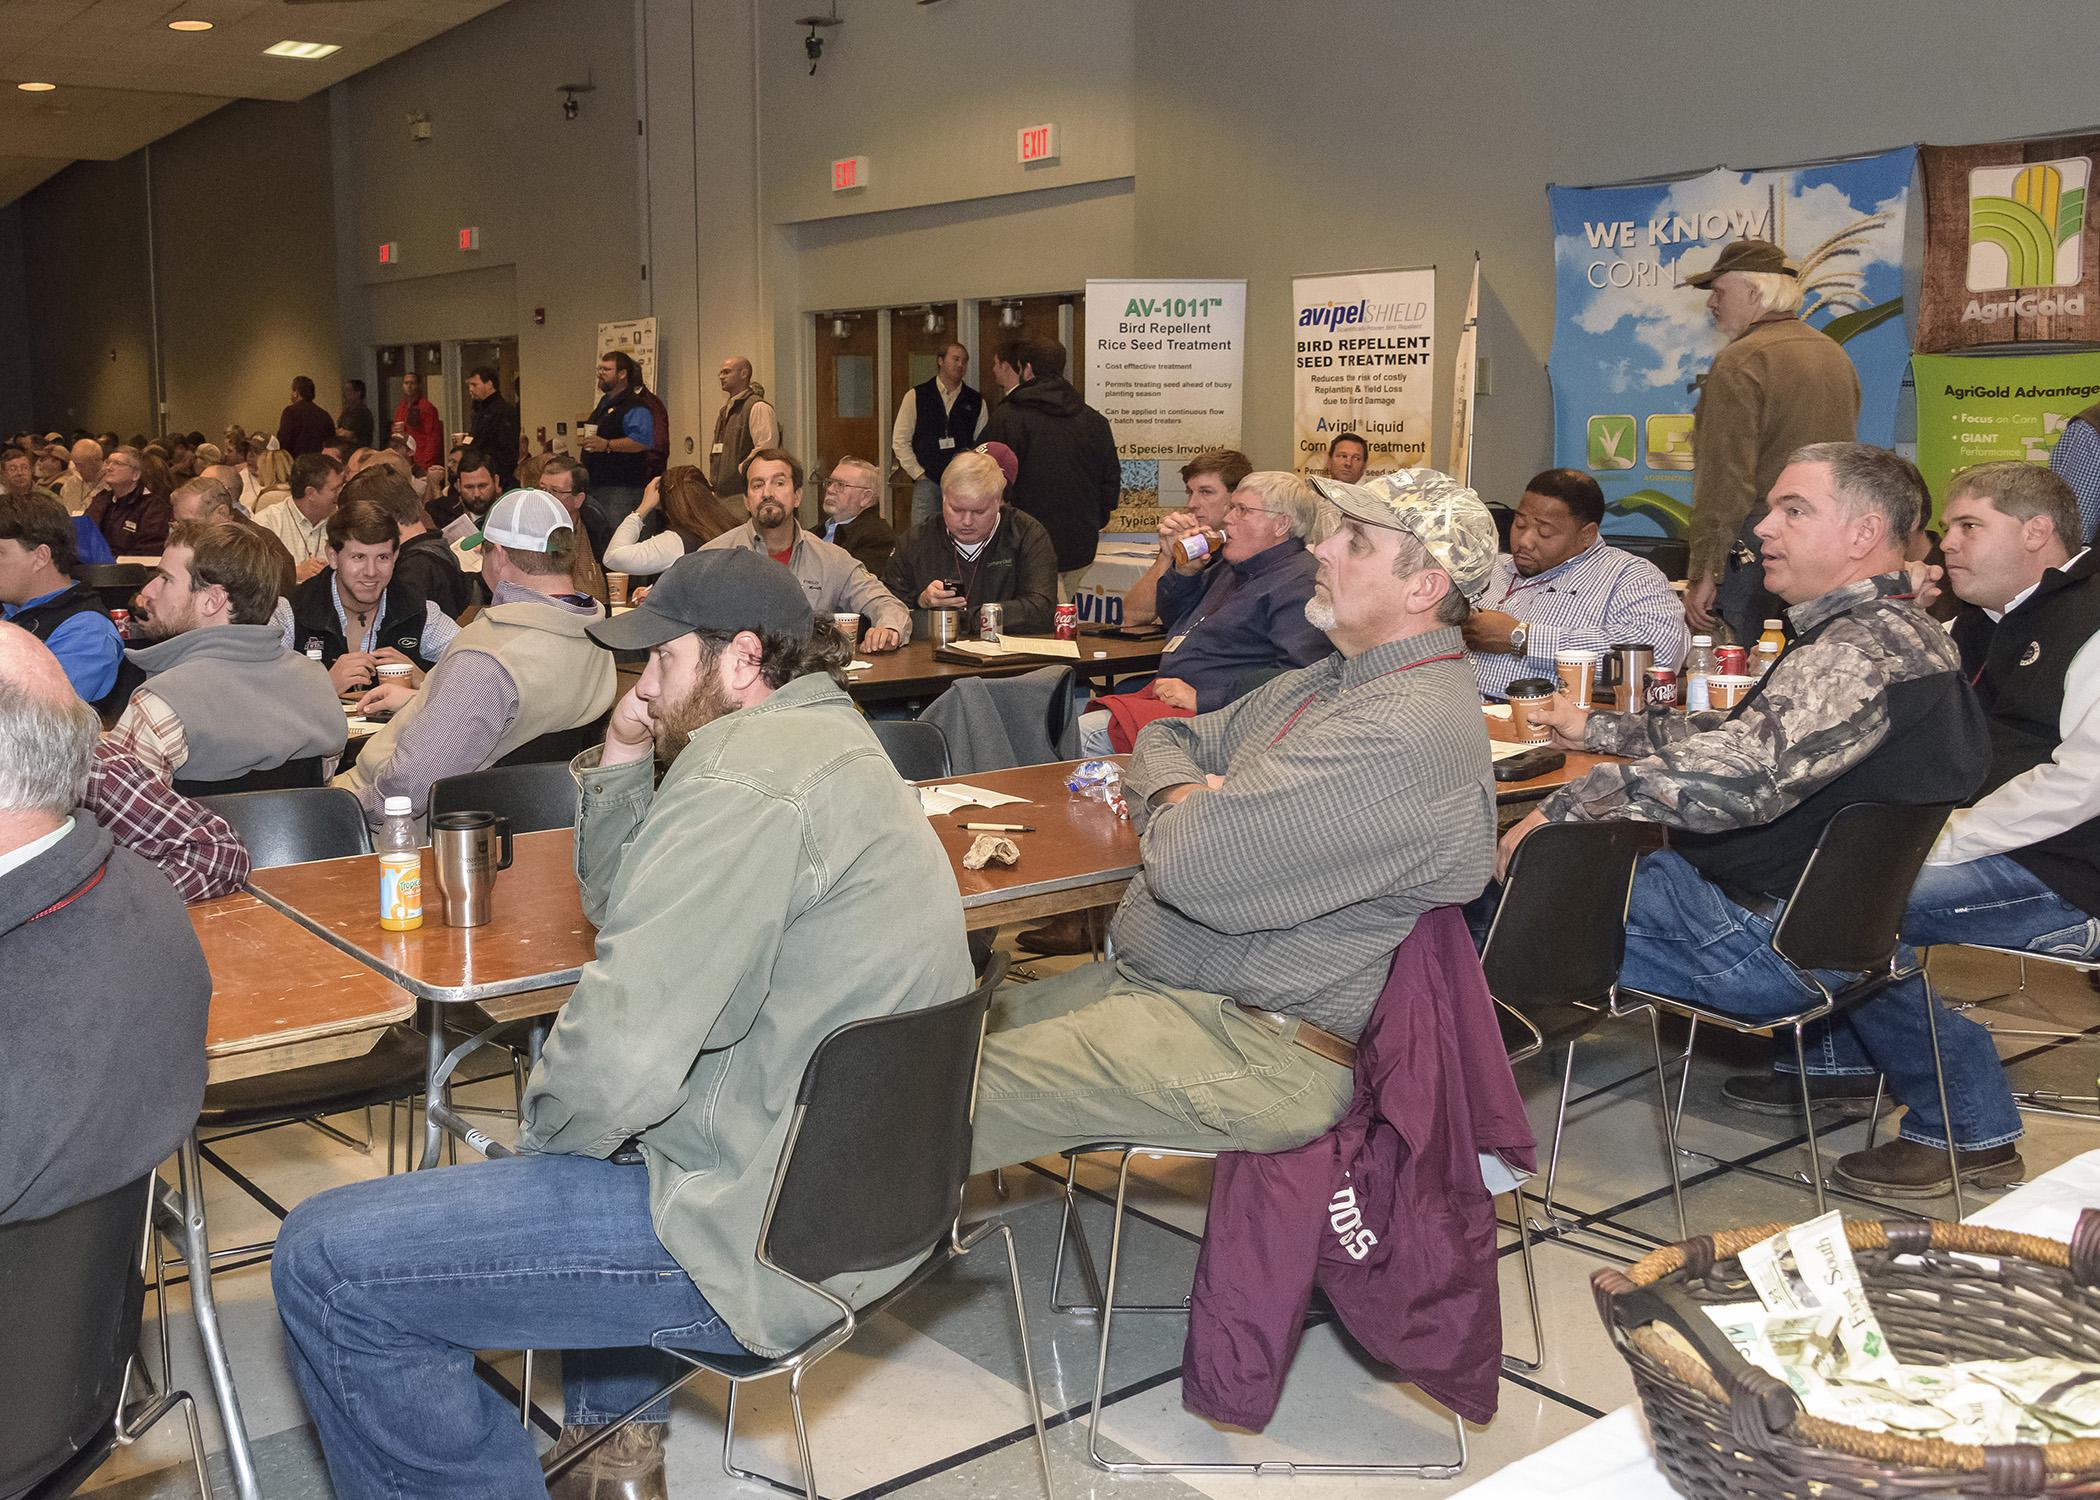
[1268,651,1465,747]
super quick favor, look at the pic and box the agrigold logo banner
[1911,350,2100,516]
[1916,134,2100,352]
[1290,266,1436,477]
[1548,149,1913,543]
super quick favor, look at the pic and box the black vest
[583,388,651,490]
[1673,602,1991,897]
[289,571,433,668]
[1951,549,2100,917]
[9,580,139,714]
[911,379,983,482]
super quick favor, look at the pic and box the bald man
[709,355,778,499]
[58,439,104,514]
[0,622,214,1225]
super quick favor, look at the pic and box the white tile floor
[82,943,2100,1499]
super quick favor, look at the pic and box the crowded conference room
[11,3,2100,1498]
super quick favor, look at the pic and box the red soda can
[979,602,1003,642]
[1715,644,1748,676]
[110,608,130,640]
[1053,602,1078,640]
[1642,666,1678,711]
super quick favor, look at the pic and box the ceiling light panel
[263,39,339,58]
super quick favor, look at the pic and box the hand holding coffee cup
[1505,678,1559,744]
[1524,687,1592,750]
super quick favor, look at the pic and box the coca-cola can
[1642,666,1679,711]
[110,608,130,640]
[1715,644,1748,676]
[979,602,1003,642]
[1053,602,1078,640]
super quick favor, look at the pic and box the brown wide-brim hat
[1684,237,1799,288]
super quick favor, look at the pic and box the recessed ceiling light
[168,19,214,31]
[17,81,57,92]
[264,39,340,59]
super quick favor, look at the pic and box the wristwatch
[1508,620,1529,656]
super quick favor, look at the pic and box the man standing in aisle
[462,366,520,488]
[337,379,377,452]
[982,337,1122,596]
[708,355,778,500]
[579,352,654,529]
[703,448,909,650]
[393,371,443,471]
[891,340,986,529]
[275,375,336,458]
[1681,238,1859,644]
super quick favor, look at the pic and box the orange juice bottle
[378,795,423,931]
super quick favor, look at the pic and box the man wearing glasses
[817,455,898,575]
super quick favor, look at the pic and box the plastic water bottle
[378,795,423,931]
[1684,634,1717,712]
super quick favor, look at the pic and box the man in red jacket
[392,372,443,469]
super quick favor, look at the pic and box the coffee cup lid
[1554,649,1599,662]
[1506,677,1557,696]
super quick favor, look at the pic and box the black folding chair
[869,719,951,780]
[430,762,578,835]
[1479,820,1682,1244]
[527,956,1055,1499]
[198,786,368,871]
[0,1175,208,1500]
[77,562,151,616]
[493,712,610,767]
[1627,802,1965,1215]
[172,753,326,798]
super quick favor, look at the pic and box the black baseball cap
[587,548,814,652]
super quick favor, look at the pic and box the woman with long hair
[602,465,739,576]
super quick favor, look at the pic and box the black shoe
[1833,1138,2023,1198]
[1719,1071,1884,1118]
[1015,913,1094,956]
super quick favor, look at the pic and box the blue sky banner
[1548,148,1915,539]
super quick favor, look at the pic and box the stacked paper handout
[1658,1211,2100,1444]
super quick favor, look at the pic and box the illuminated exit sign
[831,155,869,192]
[1017,123,1058,164]
[378,241,400,265]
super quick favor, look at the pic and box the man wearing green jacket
[273,547,975,1500]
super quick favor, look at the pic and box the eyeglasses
[1225,501,1275,520]
[823,478,873,494]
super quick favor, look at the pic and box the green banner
[1912,350,2100,519]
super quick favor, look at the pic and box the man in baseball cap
[967,458,1499,1185]
[278,542,975,1496]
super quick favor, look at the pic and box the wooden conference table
[847,628,1165,706]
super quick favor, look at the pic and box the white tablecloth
[1067,538,1155,627]
[1457,1150,2100,1496]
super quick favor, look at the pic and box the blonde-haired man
[881,448,1059,634]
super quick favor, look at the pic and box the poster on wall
[598,317,658,391]
[1083,278,1246,533]
[1447,256,1481,485]
[1548,148,1914,543]
[1915,134,2100,353]
[1289,266,1435,478]
[1910,350,2100,513]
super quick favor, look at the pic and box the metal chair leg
[168,1135,261,1500]
[1921,975,1967,1221]
[1048,1153,1101,1313]
[1531,1044,1579,1235]
[1503,1191,1544,1373]
[1646,1006,1688,1238]
[997,1220,1059,1498]
[1864,1075,1887,1151]
[1085,1153,1139,1472]
[518,1349,535,1425]
[1671,1016,1701,1139]
[786,1368,820,1500]
[993,1166,1010,1200]
[1790,1025,1828,1215]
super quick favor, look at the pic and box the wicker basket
[1591,1211,2100,1498]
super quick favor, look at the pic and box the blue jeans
[1621,849,2021,1150]
[1904,853,2100,959]
[911,474,941,530]
[274,1153,747,1500]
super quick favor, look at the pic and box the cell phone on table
[1493,747,1566,782]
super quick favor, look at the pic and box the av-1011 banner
[1915,133,2100,352]
[1548,148,1914,541]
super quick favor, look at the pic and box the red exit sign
[1017,123,1058,164]
[831,155,869,192]
[378,241,400,265]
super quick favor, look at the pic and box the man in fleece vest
[104,519,345,787]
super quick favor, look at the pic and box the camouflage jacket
[1541,573,1965,833]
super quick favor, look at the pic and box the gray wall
[21,155,156,437]
[0,205,32,433]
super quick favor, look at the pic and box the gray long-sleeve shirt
[701,522,912,640]
[1113,626,1497,1038]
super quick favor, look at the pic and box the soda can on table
[1642,666,1678,711]
[1715,644,1748,676]
[1054,602,1078,640]
[109,608,130,640]
[979,602,1003,641]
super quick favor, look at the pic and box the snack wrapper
[961,835,1020,870]
[1065,758,1129,819]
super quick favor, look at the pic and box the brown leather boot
[1832,1138,2023,1198]
[543,1422,669,1500]
[1015,911,1094,956]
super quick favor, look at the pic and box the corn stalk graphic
[1971,163,2085,288]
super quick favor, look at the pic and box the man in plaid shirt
[82,740,249,902]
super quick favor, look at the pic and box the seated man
[252,452,344,581]
[289,497,458,695]
[0,490,125,707]
[703,447,911,650]
[336,489,616,826]
[1464,467,1686,700]
[882,448,1058,634]
[0,623,211,1225]
[107,521,346,788]
[816,454,898,576]
[1077,469,1334,756]
[171,475,298,600]
[1498,442,2007,1196]
[1120,447,1251,629]
[343,465,472,620]
[970,473,1499,1173]
[274,549,973,1497]
[84,446,171,555]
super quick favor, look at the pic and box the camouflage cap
[1683,237,1798,288]
[1309,468,1499,601]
